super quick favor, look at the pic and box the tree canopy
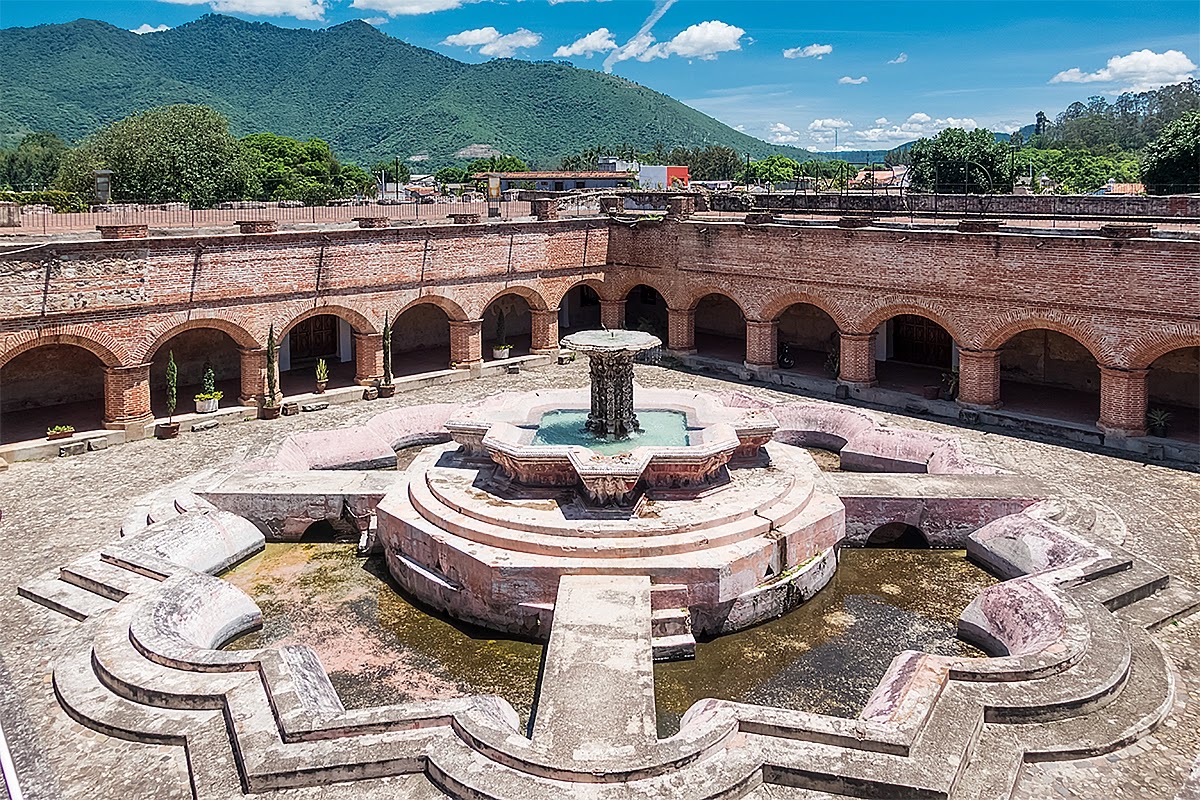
[908,128,1015,193]
[1140,110,1200,195]
[55,105,256,204]
[0,132,69,191]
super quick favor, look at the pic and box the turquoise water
[530,409,690,455]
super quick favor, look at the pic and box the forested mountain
[0,14,819,168]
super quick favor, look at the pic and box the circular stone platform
[377,389,846,643]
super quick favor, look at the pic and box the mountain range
[0,14,835,168]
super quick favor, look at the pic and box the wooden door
[892,315,952,367]
[290,316,339,362]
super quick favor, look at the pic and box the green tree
[336,164,377,197]
[1141,110,1200,195]
[55,105,256,204]
[908,128,1015,193]
[1,132,69,190]
[435,166,469,184]
[739,154,803,185]
[241,132,351,203]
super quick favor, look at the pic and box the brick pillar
[103,363,152,428]
[667,307,695,353]
[531,198,559,221]
[450,319,483,367]
[530,309,560,354]
[1099,366,1148,437]
[238,347,267,407]
[667,195,695,219]
[353,332,384,385]
[838,332,877,386]
[745,319,778,368]
[600,300,625,330]
[956,348,1001,409]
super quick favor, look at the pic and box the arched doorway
[482,293,532,360]
[1147,346,1199,442]
[874,314,956,397]
[391,303,452,376]
[280,313,358,395]
[0,344,107,443]
[865,523,930,548]
[694,293,745,362]
[559,284,602,335]
[998,329,1100,426]
[776,302,840,377]
[149,328,241,417]
[624,285,667,338]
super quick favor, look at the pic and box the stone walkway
[0,360,1197,799]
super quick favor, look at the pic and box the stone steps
[651,633,696,661]
[1073,560,1170,611]
[59,552,162,601]
[651,607,692,637]
[17,577,116,622]
[650,583,689,610]
[651,607,696,661]
[1117,581,1200,631]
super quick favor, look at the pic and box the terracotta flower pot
[315,381,327,394]
[378,384,396,398]
[155,422,181,439]
[47,430,74,441]
[259,405,282,420]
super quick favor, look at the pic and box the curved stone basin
[447,388,779,505]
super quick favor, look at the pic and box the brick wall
[1,216,1197,436]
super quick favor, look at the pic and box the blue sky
[3,0,1197,151]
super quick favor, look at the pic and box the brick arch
[854,302,967,346]
[0,326,127,369]
[279,304,377,337]
[137,317,260,363]
[546,277,609,310]
[760,292,852,330]
[979,315,1108,364]
[476,285,550,317]
[684,287,750,317]
[615,277,685,310]
[1126,330,1200,370]
[394,294,469,323]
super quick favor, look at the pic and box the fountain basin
[447,388,779,506]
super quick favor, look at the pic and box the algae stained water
[653,548,995,737]
[222,542,543,726]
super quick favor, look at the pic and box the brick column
[667,307,695,353]
[1099,366,1148,437]
[745,319,778,368]
[600,300,625,330]
[353,332,384,385]
[956,348,1001,409]
[450,319,483,367]
[238,347,267,407]
[103,363,152,428]
[838,332,877,386]
[530,309,561,354]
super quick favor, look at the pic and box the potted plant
[1146,408,1173,437]
[941,369,960,401]
[156,350,181,439]
[492,309,512,360]
[315,358,329,394]
[260,324,282,419]
[194,360,222,413]
[46,424,75,441]
[379,312,396,398]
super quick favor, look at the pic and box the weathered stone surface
[58,441,86,457]
[300,401,329,413]
[86,437,109,451]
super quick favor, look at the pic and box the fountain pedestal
[561,330,661,439]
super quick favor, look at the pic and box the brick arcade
[0,211,1197,458]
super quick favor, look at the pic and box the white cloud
[838,75,868,85]
[783,43,832,60]
[734,124,746,132]
[554,28,618,58]
[350,0,474,16]
[638,20,745,61]
[441,26,541,57]
[888,52,908,64]
[604,0,677,71]
[852,112,977,145]
[161,0,325,20]
[808,118,853,131]
[362,16,388,24]
[874,117,888,124]
[766,122,802,143]
[1050,49,1197,92]
[130,23,171,34]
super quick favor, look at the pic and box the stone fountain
[560,329,661,438]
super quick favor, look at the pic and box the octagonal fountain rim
[559,328,662,354]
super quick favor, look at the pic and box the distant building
[848,165,910,191]
[597,156,690,190]
[471,171,636,191]
[1098,179,1146,196]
